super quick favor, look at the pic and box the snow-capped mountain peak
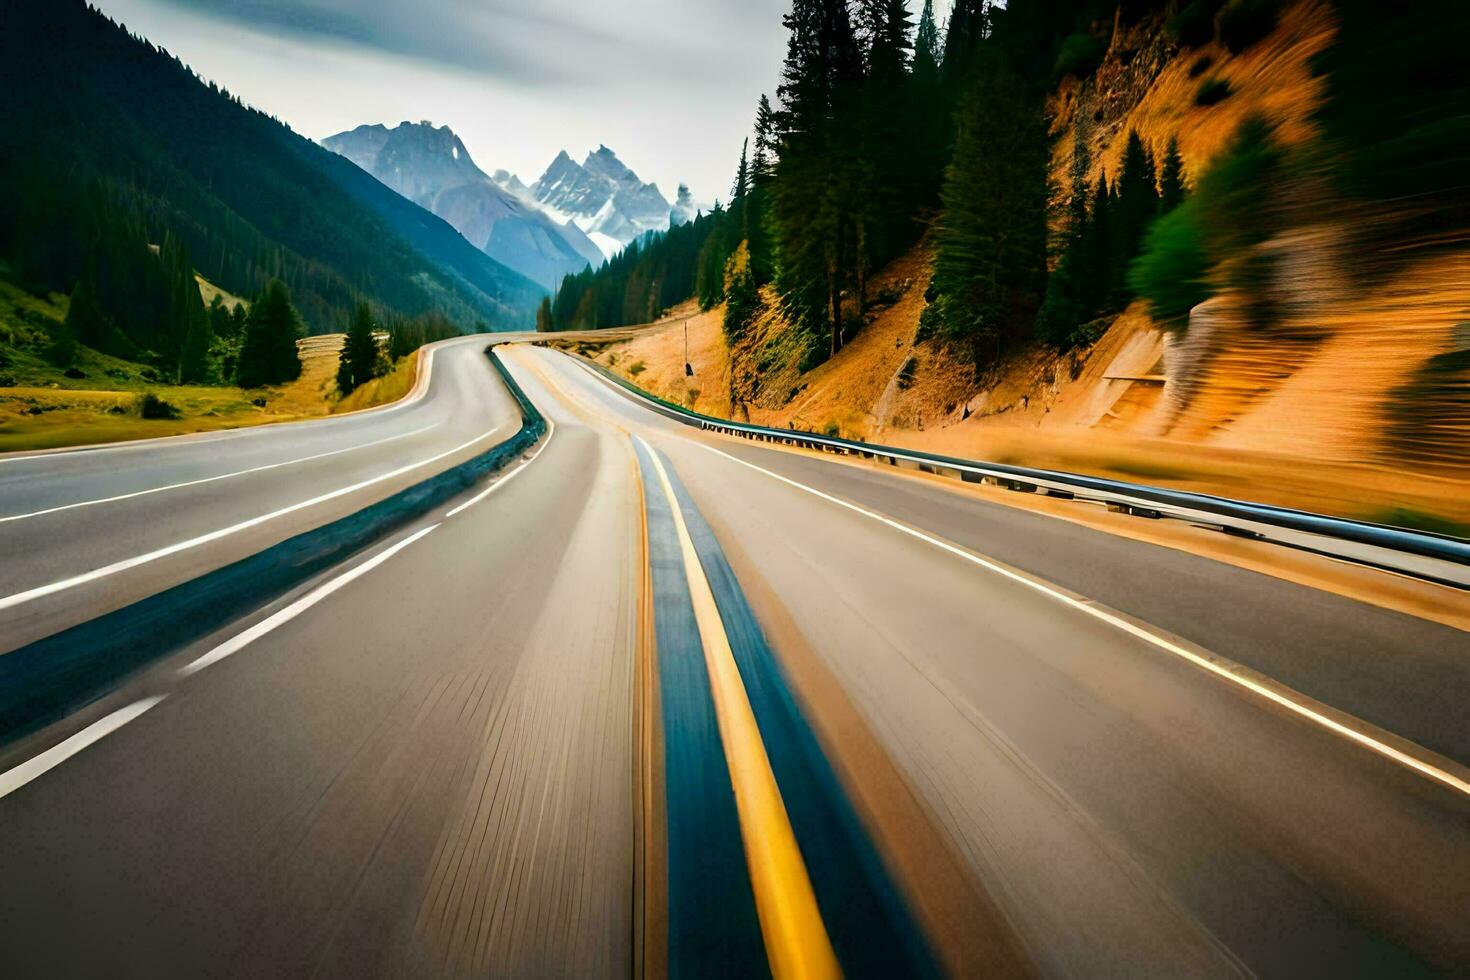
[583,144,638,185]
[530,146,676,258]
[321,121,603,288]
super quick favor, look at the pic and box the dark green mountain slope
[0,0,541,335]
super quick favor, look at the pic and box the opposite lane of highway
[0,335,519,650]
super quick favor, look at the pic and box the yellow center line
[640,437,841,980]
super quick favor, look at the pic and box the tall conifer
[924,55,1048,363]
[770,0,863,361]
[237,278,303,388]
[910,0,946,206]
[1158,136,1187,212]
[337,302,380,394]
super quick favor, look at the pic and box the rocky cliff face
[322,122,602,289]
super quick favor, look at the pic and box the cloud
[96,0,794,201]
[151,0,782,90]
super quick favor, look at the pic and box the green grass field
[0,278,415,454]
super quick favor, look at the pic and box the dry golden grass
[1049,0,1335,203]
[0,333,424,454]
[589,258,1469,530]
[581,301,733,417]
[333,350,419,414]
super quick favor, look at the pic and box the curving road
[0,339,1467,977]
[0,336,520,651]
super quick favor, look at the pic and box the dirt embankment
[580,267,1469,532]
[573,0,1469,532]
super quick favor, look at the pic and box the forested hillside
[0,0,542,370]
[556,0,1469,474]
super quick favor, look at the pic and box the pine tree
[237,278,303,388]
[923,56,1048,363]
[770,0,863,362]
[178,300,212,384]
[942,0,990,88]
[1158,136,1186,212]
[856,0,918,293]
[913,0,941,79]
[910,0,946,207]
[337,301,380,394]
[1035,256,1082,348]
[535,295,554,332]
[748,98,777,285]
[696,204,730,309]
[1080,174,1113,315]
[727,140,752,293]
[1038,122,1094,347]
[1111,130,1161,302]
[752,95,778,183]
[732,139,751,203]
[161,235,211,383]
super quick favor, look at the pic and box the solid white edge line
[570,356,1470,588]
[0,695,167,799]
[445,416,555,517]
[0,423,508,613]
[0,423,437,524]
[178,523,440,677]
[691,440,1470,799]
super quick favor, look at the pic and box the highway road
[0,335,521,651]
[0,339,1467,977]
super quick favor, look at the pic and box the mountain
[322,122,602,289]
[491,169,537,205]
[0,0,541,333]
[531,147,674,258]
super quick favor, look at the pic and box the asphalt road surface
[1,339,1466,978]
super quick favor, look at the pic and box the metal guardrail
[573,357,1470,590]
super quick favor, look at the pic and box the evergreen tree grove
[770,0,864,362]
[909,0,946,208]
[922,57,1048,363]
[515,0,1268,373]
[64,275,133,359]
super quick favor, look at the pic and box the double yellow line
[510,348,839,977]
[640,438,840,980]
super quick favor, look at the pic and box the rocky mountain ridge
[322,122,603,289]
[529,145,681,256]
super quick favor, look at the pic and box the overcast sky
[91,0,806,204]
